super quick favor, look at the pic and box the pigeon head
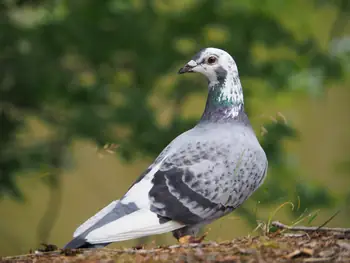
[179,48,244,121]
[178,47,238,84]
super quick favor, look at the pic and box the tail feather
[64,209,184,248]
[85,209,185,244]
[64,160,183,247]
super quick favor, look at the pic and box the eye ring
[207,56,217,65]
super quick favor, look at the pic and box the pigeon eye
[207,56,217,65]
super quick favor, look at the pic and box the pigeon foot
[178,232,208,244]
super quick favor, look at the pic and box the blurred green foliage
[0,0,349,229]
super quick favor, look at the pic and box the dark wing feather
[149,167,224,225]
[148,138,267,225]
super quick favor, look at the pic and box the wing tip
[63,236,90,249]
[63,236,109,249]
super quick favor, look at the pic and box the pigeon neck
[200,71,244,122]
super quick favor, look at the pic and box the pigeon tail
[83,209,185,244]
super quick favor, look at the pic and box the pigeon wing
[149,139,267,225]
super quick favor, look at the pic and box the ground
[1,232,350,263]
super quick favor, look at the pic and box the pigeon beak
[178,60,198,74]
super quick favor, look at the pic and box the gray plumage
[64,47,268,249]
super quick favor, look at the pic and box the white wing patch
[121,158,167,208]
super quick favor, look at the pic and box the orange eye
[207,56,217,64]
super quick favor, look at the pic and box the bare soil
[1,232,350,263]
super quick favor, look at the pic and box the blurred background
[1,0,350,256]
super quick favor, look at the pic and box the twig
[272,221,350,234]
[316,210,341,231]
[303,258,333,263]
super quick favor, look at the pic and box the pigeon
[64,47,268,249]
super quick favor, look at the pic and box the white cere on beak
[187,60,197,67]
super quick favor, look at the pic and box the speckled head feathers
[179,48,245,122]
[178,48,239,85]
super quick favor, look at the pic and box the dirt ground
[1,232,350,263]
